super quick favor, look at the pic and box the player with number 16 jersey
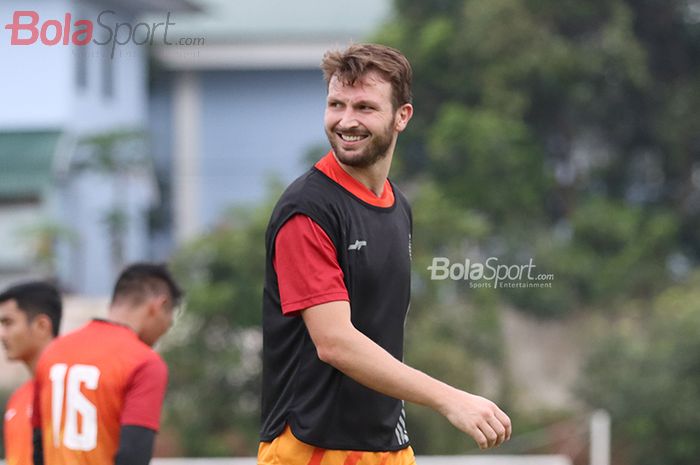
[31,263,181,465]
[32,319,167,464]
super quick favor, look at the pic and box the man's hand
[440,389,512,449]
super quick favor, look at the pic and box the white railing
[2,408,612,465]
[151,456,571,465]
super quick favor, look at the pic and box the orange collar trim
[314,151,395,208]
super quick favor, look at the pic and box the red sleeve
[32,371,42,429]
[120,356,168,431]
[274,214,349,315]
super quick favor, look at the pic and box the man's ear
[145,297,159,317]
[31,314,54,337]
[147,295,168,315]
[394,103,414,132]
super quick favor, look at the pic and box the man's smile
[337,133,369,143]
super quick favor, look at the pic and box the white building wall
[0,0,73,129]
[70,4,148,135]
[0,1,158,294]
[0,0,148,134]
[56,169,156,296]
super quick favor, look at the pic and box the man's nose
[338,109,360,128]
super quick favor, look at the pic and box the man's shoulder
[135,351,168,376]
[389,181,411,206]
[39,321,98,356]
[137,346,166,365]
[280,167,336,201]
[39,321,156,367]
[271,168,343,224]
[116,334,164,368]
[7,379,33,407]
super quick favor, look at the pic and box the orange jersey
[3,380,34,465]
[258,426,416,465]
[32,320,168,465]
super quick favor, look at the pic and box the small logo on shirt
[348,240,367,251]
[5,408,16,422]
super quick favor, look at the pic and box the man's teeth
[340,134,365,142]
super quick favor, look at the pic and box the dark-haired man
[1,281,62,465]
[32,263,182,465]
[259,43,511,465]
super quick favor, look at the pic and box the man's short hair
[112,263,183,308]
[0,281,62,337]
[321,43,413,110]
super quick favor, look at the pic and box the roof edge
[153,41,348,70]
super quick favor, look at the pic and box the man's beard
[326,117,395,168]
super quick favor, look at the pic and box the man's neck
[107,305,143,336]
[26,340,52,375]
[334,151,394,197]
[26,358,38,376]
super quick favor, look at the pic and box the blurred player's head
[321,44,414,168]
[110,262,183,346]
[0,281,62,369]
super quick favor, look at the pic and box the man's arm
[32,374,44,465]
[302,301,512,450]
[115,357,168,464]
[115,426,156,465]
[33,428,44,465]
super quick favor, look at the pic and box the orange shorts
[258,425,416,465]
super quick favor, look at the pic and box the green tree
[377,0,700,312]
[20,220,77,278]
[579,273,700,465]
[375,1,700,459]
[162,189,279,456]
[505,197,679,317]
[403,182,514,453]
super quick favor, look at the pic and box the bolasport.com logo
[3,10,205,58]
[427,257,555,289]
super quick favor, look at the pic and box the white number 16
[49,364,101,451]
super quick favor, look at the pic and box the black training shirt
[260,166,413,451]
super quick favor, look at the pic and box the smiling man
[0,281,62,465]
[259,43,512,465]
